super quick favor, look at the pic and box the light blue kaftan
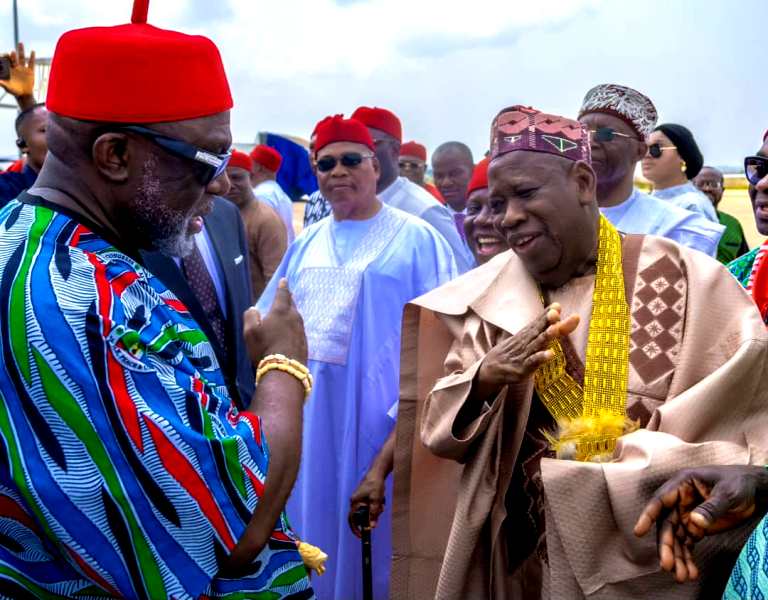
[652,181,720,223]
[257,203,458,600]
[601,188,724,257]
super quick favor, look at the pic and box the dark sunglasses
[647,143,677,159]
[589,127,637,143]
[745,155,768,186]
[316,152,374,173]
[117,125,231,186]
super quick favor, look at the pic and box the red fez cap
[490,105,591,164]
[250,145,283,173]
[467,158,490,195]
[351,106,402,142]
[315,115,375,153]
[227,150,253,172]
[400,141,427,162]
[46,0,232,123]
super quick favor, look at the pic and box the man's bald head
[693,165,725,207]
[432,142,475,211]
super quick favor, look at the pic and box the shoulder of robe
[410,250,515,315]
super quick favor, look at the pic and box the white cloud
[0,0,765,168]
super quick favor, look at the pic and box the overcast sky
[0,0,765,168]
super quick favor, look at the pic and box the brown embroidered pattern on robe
[629,255,686,385]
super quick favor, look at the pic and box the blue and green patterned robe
[0,198,314,599]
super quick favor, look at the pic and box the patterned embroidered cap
[490,105,591,163]
[578,84,658,139]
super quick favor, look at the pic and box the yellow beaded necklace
[534,215,635,462]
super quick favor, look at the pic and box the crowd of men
[0,2,767,599]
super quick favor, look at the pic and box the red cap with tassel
[46,0,232,123]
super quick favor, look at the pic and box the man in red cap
[0,2,314,598]
[250,144,295,243]
[257,115,458,600]
[391,105,768,599]
[463,157,509,264]
[226,150,287,299]
[351,106,474,272]
[399,140,444,203]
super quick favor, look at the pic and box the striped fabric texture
[0,200,314,599]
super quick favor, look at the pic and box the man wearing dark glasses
[578,83,724,257]
[257,115,458,600]
[728,130,768,323]
[0,2,315,598]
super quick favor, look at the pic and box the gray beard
[130,154,196,258]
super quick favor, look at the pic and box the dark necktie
[454,212,466,241]
[182,243,229,365]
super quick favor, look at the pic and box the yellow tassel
[542,411,639,462]
[297,540,328,576]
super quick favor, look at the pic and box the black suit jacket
[141,196,255,408]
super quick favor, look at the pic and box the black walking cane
[352,505,373,600]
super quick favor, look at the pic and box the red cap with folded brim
[400,141,427,161]
[46,5,232,122]
[467,157,490,195]
[315,116,375,153]
[227,150,252,172]
[250,145,283,172]
[351,106,402,142]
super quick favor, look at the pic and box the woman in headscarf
[642,123,719,222]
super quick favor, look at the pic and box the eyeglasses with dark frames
[647,143,677,159]
[588,127,638,143]
[316,152,374,173]
[116,125,231,186]
[745,155,768,186]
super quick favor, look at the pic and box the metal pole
[13,0,19,49]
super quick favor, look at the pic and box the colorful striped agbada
[0,199,313,599]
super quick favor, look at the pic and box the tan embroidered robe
[391,234,768,599]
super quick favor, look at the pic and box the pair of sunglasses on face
[589,127,638,143]
[588,127,675,160]
[316,152,374,173]
[745,155,768,186]
[117,125,231,185]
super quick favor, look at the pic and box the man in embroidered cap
[250,144,295,243]
[578,83,724,257]
[351,106,475,272]
[399,140,444,202]
[257,115,458,600]
[390,105,768,599]
[225,150,287,300]
[0,1,315,597]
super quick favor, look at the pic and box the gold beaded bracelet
[256,354,313,400]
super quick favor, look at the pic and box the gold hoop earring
[680,161,687,173]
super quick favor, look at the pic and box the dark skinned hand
[473,303,580,401]
[244,278,308,366]
[633,465,768,583]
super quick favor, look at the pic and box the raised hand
[477,303,580,388]
[244,279,307,365]
[633,465,768,583]
[0,43,36,99]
